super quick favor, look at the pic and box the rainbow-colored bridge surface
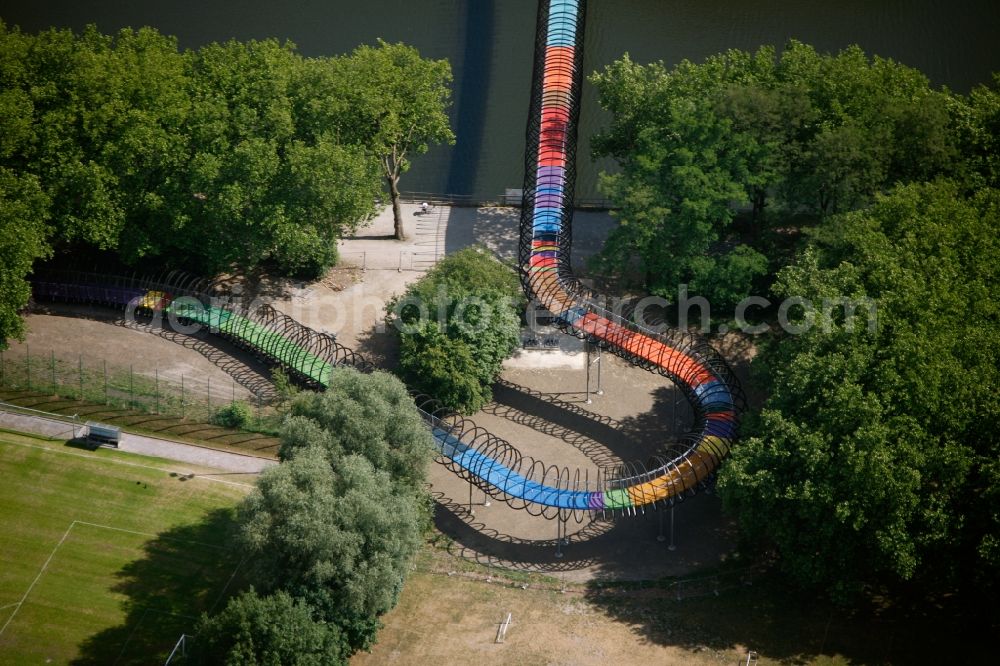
[436,0,744,512]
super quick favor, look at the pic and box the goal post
[495,612,512,644]
[164,633,193,665]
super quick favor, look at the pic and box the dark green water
[4,0,998,199]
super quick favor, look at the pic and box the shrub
[398,322,493,414]
[270,225,340,280]
[389,246,521,414]
[213,401,254,429]
[271,367,298,403]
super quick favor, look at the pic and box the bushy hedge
[389,246,522,414]
[212,401,253,429]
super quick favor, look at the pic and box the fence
[0,346,271,423]
[338,249,441,272]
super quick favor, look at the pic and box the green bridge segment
[167,303,333,386]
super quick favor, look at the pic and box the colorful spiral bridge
[442,0,745,515]
[31,0,743,522]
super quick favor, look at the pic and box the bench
[86,422,121,448]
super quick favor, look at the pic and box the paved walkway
[0,408,276,474]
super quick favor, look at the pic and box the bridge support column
[554,513,569,558]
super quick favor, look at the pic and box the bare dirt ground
[6,306,268,399]
[358,546,976,666]
[354,566,757,666]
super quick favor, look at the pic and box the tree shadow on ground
[444,206,519,259]
[582,571,996,664]
[352,324,398,371]
[72,507,245,665]
[488,379,690,470]
[430,482,738,582]
[220,267,294,302]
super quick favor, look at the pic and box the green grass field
[0,430,249,665]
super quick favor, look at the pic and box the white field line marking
[208,556,248,614]
[0,440,255,488]
[0,521,75,637]
[73,521,228,551]
[0,603,21,612]
[113,607,149,666]
[0,519,237,640]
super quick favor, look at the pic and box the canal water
[6,0,999,200]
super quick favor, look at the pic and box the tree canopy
[230,367,433,654]
[238,446,427,652]
[588,42,982,310]
[0,22,384,278]
[389,246,522,414]
[330,39,455,240]
[0,170,49,348]
[591,42,1000,612]
[0,22,455,348]
[718,181,1000,602]
[278,368,434,491]
[192,589,347,665]
[159,37,381,277]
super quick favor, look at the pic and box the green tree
[0,23,383,279]
[193,589,346,665]
[278,368,435,491]
[0,23,126,250]
[588,42,971,308]
[0,169,50,349]
[398,322,492,414]
[719,182,1000,602]
[686,244,769,310]
[960,74,1000,188]
[389,247,521,413]
[177,38,380,276]
[589,51,771,309]
[775,41,961,215]
[76,26,192,263]
[332,40,454,240]
[238,446,428,652]
[714,80,813,227]
[2,22,443,343]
